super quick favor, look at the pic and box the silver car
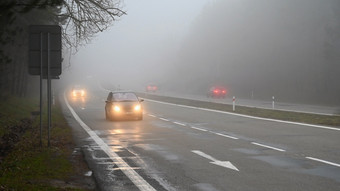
[105,91,144,121]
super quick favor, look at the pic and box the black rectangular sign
[28,25,62,76]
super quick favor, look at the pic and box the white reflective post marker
[233,96,236,111]
[272,96,275,109]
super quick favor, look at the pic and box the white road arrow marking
[210,161,239,171]
[192,150,239,171]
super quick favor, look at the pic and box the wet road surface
[61,85,340,191]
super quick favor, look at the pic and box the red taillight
[214,89,220,94]
[222,90,226,94]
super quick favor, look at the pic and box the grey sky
[69,0,211,88]
[62,0,340,104]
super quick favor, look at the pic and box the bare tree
[58,0,126,50]
[1,0,125,98]
[1,0,125,47]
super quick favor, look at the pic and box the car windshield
[72,85,83,90]
[112,92,138,102]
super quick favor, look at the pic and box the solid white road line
[234,103,336,116]
[143,98,340,132]
[173,122,186,126]
[64,93,156,191]
[251,142,286,152]
[143,92,337,116]
[159,118,170,122]
[306,157,340,168]
[212,132,239,140]
[190,126,208,132]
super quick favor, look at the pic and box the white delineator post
[272,96,275,109]
[233,96,236,111]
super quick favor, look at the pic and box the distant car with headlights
[105,91,143,121]
[146,84,158,93]
[71,86,86,97]
[207,86,227,98]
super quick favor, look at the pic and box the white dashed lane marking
[173,122,186,126]
[147,113,340,169]
[211,132,239,140]
[306,157,340,168]
[159,118,170,122]
[251,142,286,152]
[190,126,208,132]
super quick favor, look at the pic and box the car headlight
[134,104,141,111]
[72,91,76,96]
[113,105,121,112]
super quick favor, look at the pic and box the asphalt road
[61,84,340,191]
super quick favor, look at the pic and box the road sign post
[29,25,61,147]
[39,32,43,146]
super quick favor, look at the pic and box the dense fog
[64,0,209,90]
[168,0,340,104]
[64,0,340,105]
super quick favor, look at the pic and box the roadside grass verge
[0,97,93,190]
[0,97,37,138]
[139,93,340,127]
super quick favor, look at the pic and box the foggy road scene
[1,0,340,190]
